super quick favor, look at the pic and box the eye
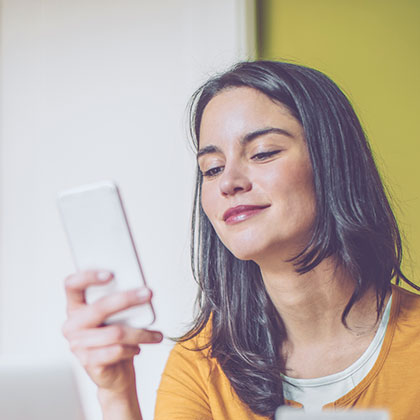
[202,166,224,178]
[251,150,281,161]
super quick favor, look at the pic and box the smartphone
[57,181,155,328]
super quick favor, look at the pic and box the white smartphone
[57,181,155,328]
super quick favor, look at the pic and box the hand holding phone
[58,181,155,328]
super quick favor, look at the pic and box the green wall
[258,0,420,285]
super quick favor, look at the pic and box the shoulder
[387,284,420,347]
[159,318,216,384]
[175,317,213,352]
[165,318,217,379]
[351,285,420,418]
[156,320,266,420]
[391,283,420,320]
[155,320,221,420]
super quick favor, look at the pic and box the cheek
[200,183,218,221]
[266,159,315,212]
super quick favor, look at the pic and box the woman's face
[197,87,316,265]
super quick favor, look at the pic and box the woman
[63,61,420,419]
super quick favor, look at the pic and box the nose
[219,163,252,196]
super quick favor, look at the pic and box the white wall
[0,0,255,419]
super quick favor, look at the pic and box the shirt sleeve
[154,342,212,420]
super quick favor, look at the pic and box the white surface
[0,1,255,419]
[0,356,85,420]
[276,407,390,420]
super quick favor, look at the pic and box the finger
[75,344,141,368]
[64,287,152,331]
[65,270,113,312]
[67,325,163,349]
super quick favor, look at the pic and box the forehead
[199,87,302,147]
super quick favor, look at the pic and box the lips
[223,204,270,225]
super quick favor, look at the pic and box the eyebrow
[196,127,293,159]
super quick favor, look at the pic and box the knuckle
[90,302,108,320]
[64,274,76,289]
[73,349,89,368]
[109,325,125,341]
[61,321,72,338]
[112,344,125,358]
[69,340,80,354]
[80,353,90,368]
[82,349,101,369]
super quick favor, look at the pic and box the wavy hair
[179,61,417,418]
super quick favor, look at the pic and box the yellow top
[155,285,420,419]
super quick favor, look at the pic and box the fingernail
[153,332,163,342]
[136,288,151,300]
[97,271,112,282]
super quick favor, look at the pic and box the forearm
[98,386,142,420]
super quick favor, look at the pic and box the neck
[258,256,382,348]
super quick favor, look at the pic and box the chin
[229,250,255,261]
[222,239,267,262]
[220,233,306,266]
[215,226,273,262]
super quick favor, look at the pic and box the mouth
[223,204,270,225]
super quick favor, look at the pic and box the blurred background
[258,0,420,285]
[0,1,418,419]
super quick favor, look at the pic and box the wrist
[98,386,142,420]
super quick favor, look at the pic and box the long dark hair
[180,61,417,418]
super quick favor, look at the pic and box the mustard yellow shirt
[155,285,420,419]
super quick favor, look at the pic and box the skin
[198,86,315,265]
[62,270,162,420]
[62,86,389,418]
